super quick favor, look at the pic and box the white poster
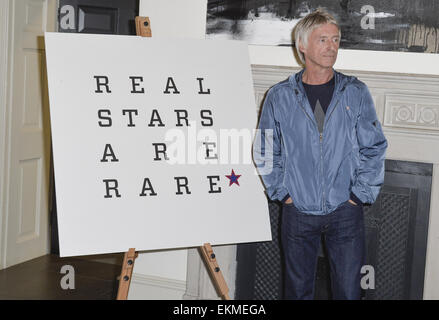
[45,32,271,257]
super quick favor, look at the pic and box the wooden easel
[116,248,137,300]
[115,17,230,301]
[199,243,230,300]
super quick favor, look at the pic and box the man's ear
[299,42,306,55]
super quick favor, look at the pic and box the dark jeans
[281,200,366,300]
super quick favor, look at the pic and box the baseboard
[128,273,187,300]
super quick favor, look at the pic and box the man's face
[300,23,340,69]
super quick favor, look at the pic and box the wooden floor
[0,254,122,300]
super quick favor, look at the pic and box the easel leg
[116,248,138,300]
[199,243,231,300]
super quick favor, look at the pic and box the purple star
[225,169,241,186]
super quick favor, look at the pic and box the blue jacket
[253,69,387,215]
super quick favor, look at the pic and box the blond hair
[294,8,341,65]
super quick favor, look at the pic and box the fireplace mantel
[184,65,439,300]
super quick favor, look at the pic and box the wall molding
[132,273,186,291]
[383,94,439,131]
[129,273,187,300]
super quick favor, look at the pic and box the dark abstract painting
[206,0,439,53]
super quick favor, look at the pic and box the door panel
[18,159,42,242]
[4,0,55,268]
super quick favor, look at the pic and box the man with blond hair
[254,9,387,300]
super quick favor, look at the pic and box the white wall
[133,0,439,300]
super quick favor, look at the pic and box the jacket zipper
[298,103,325,211]
[297,90,344,213]
[320,98,341,213]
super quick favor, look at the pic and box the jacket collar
[288,68,349,123]
[290,68,346,94]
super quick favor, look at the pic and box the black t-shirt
[302,76,335,114]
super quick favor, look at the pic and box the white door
[1,0,56,268]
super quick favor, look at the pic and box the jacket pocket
[328,151,353,204]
